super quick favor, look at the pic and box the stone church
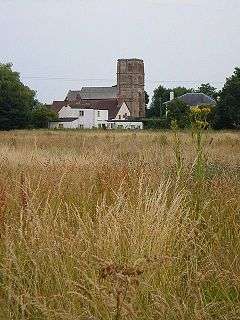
[64,58,145,118]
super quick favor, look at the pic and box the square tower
[117,59,145,118]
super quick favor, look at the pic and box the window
[58,124,64,129]
[124,113,128,118]
[118,115,121,119]
[78,124,84,129]
[98,124,102,128]
[97,111,100,117]
[130,125,135,129]
[79,110,84,117]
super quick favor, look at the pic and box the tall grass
[0,130,239,320]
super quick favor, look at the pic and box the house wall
[114,102,130,120]
[58,106,80,118]
[94,109,108,127]
[49,119,79,129]
[107,121,143,130]
[77,109,95,128]
[56,106,109,129]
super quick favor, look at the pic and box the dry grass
[0,129,239,320]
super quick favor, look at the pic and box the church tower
[117,59,145,118]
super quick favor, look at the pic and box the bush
[31,105,58,128]
[143,118,168,130]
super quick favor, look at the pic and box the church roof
[66,87,118,101]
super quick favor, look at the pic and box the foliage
[171,120,183,178]
[31,105,58,128]
[166,99,191,128]
[144,91,149,106]
[148,85,193,118]
[196,83,219,99]
[142,117,168,129]
[214,67,240,129]
[0,63,37,130]
[190,106,211,185]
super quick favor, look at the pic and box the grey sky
[1,0,240,103]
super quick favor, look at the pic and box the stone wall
[117,59,145,118]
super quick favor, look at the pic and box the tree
[148,85,193,118]
[166,99,190,129]
[196,83,218,100]
[214,68,240,129]
[145,91,149,106]
[173,86,193,98]
[147,85,169,118]
[31,105,58,128]
[0,63,37,130]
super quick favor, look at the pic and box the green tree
[196,83,218,99]
[145,91,149,106]
[147,85,169,118]
[166,99,190,129]
[31,105,58,128]
[0,63,37,130]
[148,85,193,118]
[215,68,240,129]
[173,86,193,98]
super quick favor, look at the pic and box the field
[0,129,239,320]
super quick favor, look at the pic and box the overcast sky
[1,0,240,103]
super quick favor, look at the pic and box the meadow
[0,129,239,320]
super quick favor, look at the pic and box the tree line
[146,69,240,130]
[0,63,56,130]
[0,63,240,130]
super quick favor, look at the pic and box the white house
[49,99,143,130]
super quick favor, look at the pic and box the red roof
[50,98,125,120]
[51,101,68,113]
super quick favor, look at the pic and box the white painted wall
[49,119,79,129]
[114,102,130,120]
[95,109,108,127]
[58,106,103,129]
[50,103,139,130]
[58,105,77,118]
[77,109,95,128]
[107,121,143,130]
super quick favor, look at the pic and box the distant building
[49,99,143,130]
[117,59,145,118]
[49,58,145,129]
[165,92,216,107]
[65,59,145,118]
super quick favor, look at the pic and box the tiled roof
[179,93,216,106]
[49,99,125,120]
[51,101,68,113]
[66,86,118,101]
[71,99,122,120]
[165,93,216,106]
